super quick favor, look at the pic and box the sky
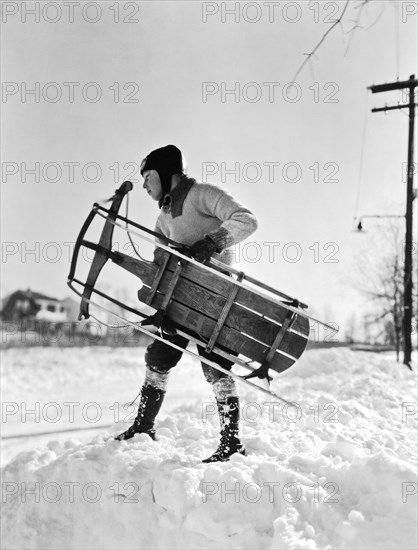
[1,0,417,339]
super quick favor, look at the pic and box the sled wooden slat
[205,271,244,353]
[158,260,184,310]
[264,312,296,366]
[145,249,171,305]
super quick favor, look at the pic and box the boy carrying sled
[115,145,258,463]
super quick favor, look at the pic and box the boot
[115,384,165,441]
[202,396,246,462]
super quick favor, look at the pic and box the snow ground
[1,346,417,549]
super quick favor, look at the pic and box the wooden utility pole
[368,75,417,367]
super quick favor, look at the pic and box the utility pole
[368,75,417,367]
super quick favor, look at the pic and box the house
[1,289,153,346]
[1,289,74,322]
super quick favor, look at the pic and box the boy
[116,145,258,462]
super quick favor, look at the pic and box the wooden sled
[68,181,334,394]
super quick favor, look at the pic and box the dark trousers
[145,331,236,384]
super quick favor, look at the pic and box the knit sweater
[154,177,258,266]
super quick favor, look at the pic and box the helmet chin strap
[157,171,176,208]
[162,171,173,196]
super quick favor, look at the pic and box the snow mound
[1,348,417,549]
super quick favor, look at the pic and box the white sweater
[154,177,258,266]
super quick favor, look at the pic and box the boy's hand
[190,236,218,263]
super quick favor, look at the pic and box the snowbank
[1,348,417,549]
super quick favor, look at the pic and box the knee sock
[211,376,238,403]
[144,364,170,392]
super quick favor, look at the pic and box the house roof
[1,289,60,303]
[30,291,59,302]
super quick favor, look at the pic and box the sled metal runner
[68,181,337,398]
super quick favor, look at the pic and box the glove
[190,236,218,263]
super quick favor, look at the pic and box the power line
[353,90,370,225]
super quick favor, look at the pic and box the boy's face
[142,170,163,202]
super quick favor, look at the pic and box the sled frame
[67,181,337,401]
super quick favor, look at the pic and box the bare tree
[292,0,390,81]
[351,220,416,362]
